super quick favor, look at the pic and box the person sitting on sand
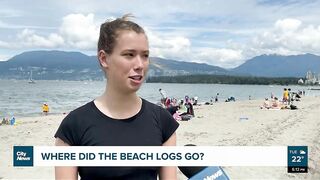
[166,106,179,116]
[165,98,171,108]
[260,98,271,109]
[180,100,194,117]
[192,96,198,105]
[166,106,182,121]
[271,97,283,109]
[171,98,178,107]
[178,99,184,109]
[186,101,194,117]
[225,96,235,102]
[2,117,9,125]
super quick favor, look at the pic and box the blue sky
[0,0,320,68]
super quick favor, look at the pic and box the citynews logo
[13,146,33,167]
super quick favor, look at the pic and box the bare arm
[55,138,78,180]
[159,133,177,180]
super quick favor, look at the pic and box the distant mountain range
[233,54,320,77]
[149,57,230,76]
[0,50,319,80]
[0,50,231,80]
[0,51,101,80]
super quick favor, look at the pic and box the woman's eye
[123,53,134,57]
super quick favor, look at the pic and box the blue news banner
[13,146,308,176]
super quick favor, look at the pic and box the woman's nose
[134,55,146,70]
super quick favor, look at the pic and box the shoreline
[1,94,316,119]
[1,96,319,179]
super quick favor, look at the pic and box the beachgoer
[179,100,194,117]
[283,88,288,104]
[159,88,168,106]
[288,88,292,105]
[42,103,49,115]
[215,93,219,103]
[226,96,235,102]
[166,106,179,116]
[179,99,184,109]
[186,102,194,117]
[165,97,171,108]
[193,96,198,105]
[260,98,271,109]
[54,14,179,180]
[209,97,214,104]
[0,118,5,125]
[171,98,178,107]
[10,116,15,125]
[159,88,167,99]
[271,97,282,109]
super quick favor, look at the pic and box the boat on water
[28,70,36,84]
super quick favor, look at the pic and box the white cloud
[250,18,320,56]
[147,17,320,68]
[147,30,192,60]
[195,48,244,68]
[59,13,99,49]
[274,18,301,32]
[146,29,244,68]
[17,29,64,48]
[0,13,99,50]
[0,40,11,48]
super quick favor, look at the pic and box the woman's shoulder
[142,98,172,118]
[142,98,164,112]
[66,101,95,119]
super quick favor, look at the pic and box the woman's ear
[98,50,109,69]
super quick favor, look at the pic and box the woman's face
[104,30,149,93]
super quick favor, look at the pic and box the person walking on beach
[283,88,289,104]
[288,88,292,105]
[215,93,219,103]
[54,14,179,180]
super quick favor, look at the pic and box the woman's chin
[124,84,141,93]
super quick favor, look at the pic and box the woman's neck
[104,89,140,106]
[95,86,142,119]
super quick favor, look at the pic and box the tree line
[146,74,301,85]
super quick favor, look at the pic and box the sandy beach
[1,96,319,179]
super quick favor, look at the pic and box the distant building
[305,71,320,85]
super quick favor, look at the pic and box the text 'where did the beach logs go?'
[12,146,308,168]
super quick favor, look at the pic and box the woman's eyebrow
[122,49,149,53]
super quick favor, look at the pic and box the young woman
[54,14,179,180]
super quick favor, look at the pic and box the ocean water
[0,80,318,118]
